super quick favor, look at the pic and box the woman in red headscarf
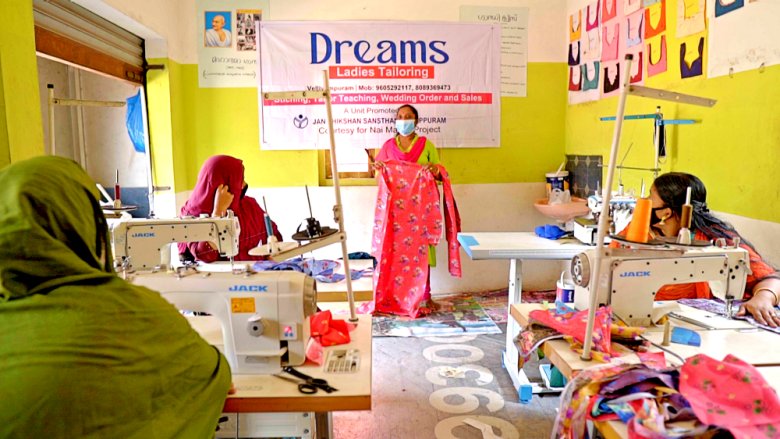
[179,155,282,262]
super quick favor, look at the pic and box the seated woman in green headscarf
[0,157,231,438]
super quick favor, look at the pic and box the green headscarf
[0,156,114,300]
[0,157,231,438]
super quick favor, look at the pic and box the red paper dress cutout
[602,0,618,22]
[644,0,667,39]
[586,1,601,31]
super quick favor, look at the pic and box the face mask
[650,206,667,226]
[396,119,415,136]
[241,184,248,199]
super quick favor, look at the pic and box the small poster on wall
[459,5,529,97]
[707,0,780,78]
[196,0,270,88]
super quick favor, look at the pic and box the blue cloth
[125,91,146,153]
[346,251,377,268]
[252,257,372,283]
[535,224,567,240]
[671,327,701,347]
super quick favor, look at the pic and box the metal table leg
[314,412,333,439]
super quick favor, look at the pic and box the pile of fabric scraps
[252,257,372,283]
[517,302,648,367]
[552,353,780,438]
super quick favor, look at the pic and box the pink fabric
[376,136,427,163]
[529,306,613,355]
[437,165,462,278]
[680,354,780,438]
[179,155,282,262]
[372,160,442,317]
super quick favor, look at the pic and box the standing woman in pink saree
[179,155,282,262]
[375,104,443,312]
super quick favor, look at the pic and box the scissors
[277,366,338,394]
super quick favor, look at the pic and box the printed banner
[257,21,501,150]
[197,0,269,88]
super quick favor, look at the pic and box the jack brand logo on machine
[619,271,651,278]
[229,285,269,292]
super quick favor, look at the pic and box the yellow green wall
[150,60,567,190]
[565,1,780,223]
[0,0,44,167]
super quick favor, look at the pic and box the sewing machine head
[570,243,749,326]
[132,270,317,374]
[110,215,240,270]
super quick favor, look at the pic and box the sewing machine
[110,216,317,374]
[111,215,240,270]
[570,244,750,327]
[574,194,636,245]
[131,270,316,374]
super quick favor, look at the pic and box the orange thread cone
[626,198,652,243]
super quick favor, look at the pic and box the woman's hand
[736,290,780,327]
[228,382,237,395]
[373,161,386,171]
[212,184,234,217]
[426,164,442,180]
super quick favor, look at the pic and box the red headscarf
[179,155,281,262]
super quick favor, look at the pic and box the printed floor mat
[372,296,501,337]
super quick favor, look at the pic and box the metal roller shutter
[33,0,145,84]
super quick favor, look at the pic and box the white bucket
[546,171,570,199]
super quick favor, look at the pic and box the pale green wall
[0,0,44,167]
[564,0,780,223]
[155,60,567,189]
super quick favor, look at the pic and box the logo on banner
[293,114,309,129]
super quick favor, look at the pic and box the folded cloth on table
[535,224,567,240]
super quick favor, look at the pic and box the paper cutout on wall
[602,62,621,96]
[626,10,645,48]
[625,0,642,15]
[645,0,667,39]
[642,0,660,6]
[586,1,601,31]
[602,22,620,62]
[714,0,744,17]
[707,0,780,78]
[582,61,601,90]
[680,36,704,78]
[569,66,583,90]
[603,0,618,22]
[677,0,705,38]
[568,41,582,66]
[570,10,582,41]
[647,35,668,77]
[582,28,602,62]
[629,50,644,83]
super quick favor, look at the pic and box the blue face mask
[396,119,415,136]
